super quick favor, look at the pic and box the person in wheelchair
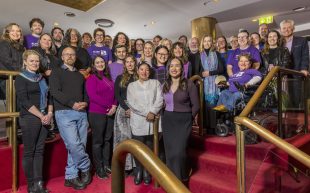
[213,53,262,112]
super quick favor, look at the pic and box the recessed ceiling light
[293,7,306,12]
[64,12,76,17]
[53,22,59,26]
[151,21,156,25]
[95,19,114,28]
[252,19,257,22]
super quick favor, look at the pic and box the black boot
[33,181,49,193]
[64,177,86,190]
[27,182,35,193]
[143,169,151,185]
[81,170,92,185]
[104,165,111,174]
[96,167,108,179]
[134,168,142,185]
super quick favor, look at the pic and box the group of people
[0,16,309,193]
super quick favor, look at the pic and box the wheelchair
[214,79,278,143]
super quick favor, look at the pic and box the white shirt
[127,79,163,136]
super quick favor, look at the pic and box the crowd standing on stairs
[0,16,307,192]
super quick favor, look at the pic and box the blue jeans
[55,110,90,179]
[217,90,242,111]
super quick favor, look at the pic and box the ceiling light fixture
[252,19,257,22]
[64,12,76,17]
[293,6,306,12]
[95,19,114,28]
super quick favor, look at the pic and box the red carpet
[1,114,310,193]
[0,175,166,193]
[188,134,310,193]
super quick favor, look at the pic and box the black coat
[0,40,24,71]
[261,47,292,75]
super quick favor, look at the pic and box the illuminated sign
[259,16,273,25]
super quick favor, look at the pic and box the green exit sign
[259,16,273,25]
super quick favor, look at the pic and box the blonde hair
[1,23,24,50]
[22,50,40,69]
[199,34,215,52]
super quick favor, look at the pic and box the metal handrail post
[112,140,190,193]
[153,117,159,188]
[12,116,18,192]
[235,124,246,193]
[277,72,283,138]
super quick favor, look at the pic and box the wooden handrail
[112,140,190,193]
[190,75,204,136]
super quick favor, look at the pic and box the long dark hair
[262,29,284,55]
[163,57,187,93]
[120,55,138,87]
[62,28,82,48]
[92,55,111,80]
[171,42,188,64]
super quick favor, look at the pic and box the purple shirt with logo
[108,62,124,82]
[227,46,261,74]
[87,44,112,62]
[24,34,39,49]
[228,69,262,92]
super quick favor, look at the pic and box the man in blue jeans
[49,47,91,190]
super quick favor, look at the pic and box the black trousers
[89,112,114,169]
[162,111,192,180]
[131,135,153,171]
[19,115,48,185]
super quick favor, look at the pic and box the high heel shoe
[134,168,142,185]
[143,169,151,185]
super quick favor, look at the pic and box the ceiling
[0,0,309,41]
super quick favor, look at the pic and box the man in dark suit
[280,19,309,75]
[280,19,309,109]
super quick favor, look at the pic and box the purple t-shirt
[227,46,261,74]
[228,69,262,92]
[108,62,124,82]
[24,34,39,49]
[87,45,112,62]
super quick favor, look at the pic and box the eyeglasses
[238,36,248,39]
[157,53,168,57]
[96,34,104,37]
[62,53,76,57]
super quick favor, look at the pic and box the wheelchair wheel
[244,129,258,144]
[215,123,229,137]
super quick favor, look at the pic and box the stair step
[189,170,236,193]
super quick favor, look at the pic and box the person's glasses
[157,53,168,57]
[238,36,248,39]
[63,53,76,57]
[96,34,104,37]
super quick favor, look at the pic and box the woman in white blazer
[127,62,163,185]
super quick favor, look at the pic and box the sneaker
[213,105,228,112]
[96,168,109,179]
[81,170,92,185]
[64,177,86,190]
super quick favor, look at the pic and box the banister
[112,140,190,193]
[235,116,310,168]
[190,75,204,136]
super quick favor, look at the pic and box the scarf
[200,50,219,105]
[20,69,49,111]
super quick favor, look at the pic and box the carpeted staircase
[0,132,309,193]
[188,134,310,193]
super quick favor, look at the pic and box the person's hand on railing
[268,64,274,72]
[146,112,155,122]
[125,109,131,118]
[300,70,309,77]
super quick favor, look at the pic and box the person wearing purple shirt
[162,57,199,182]
[87,28,112,64]
[215,53,262,112]
[171,42,192,78]
[227,30,261,76]
[24,18,44,49]
[151,45,169,84]
[108,44,126,82]
[86,55,117,179]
